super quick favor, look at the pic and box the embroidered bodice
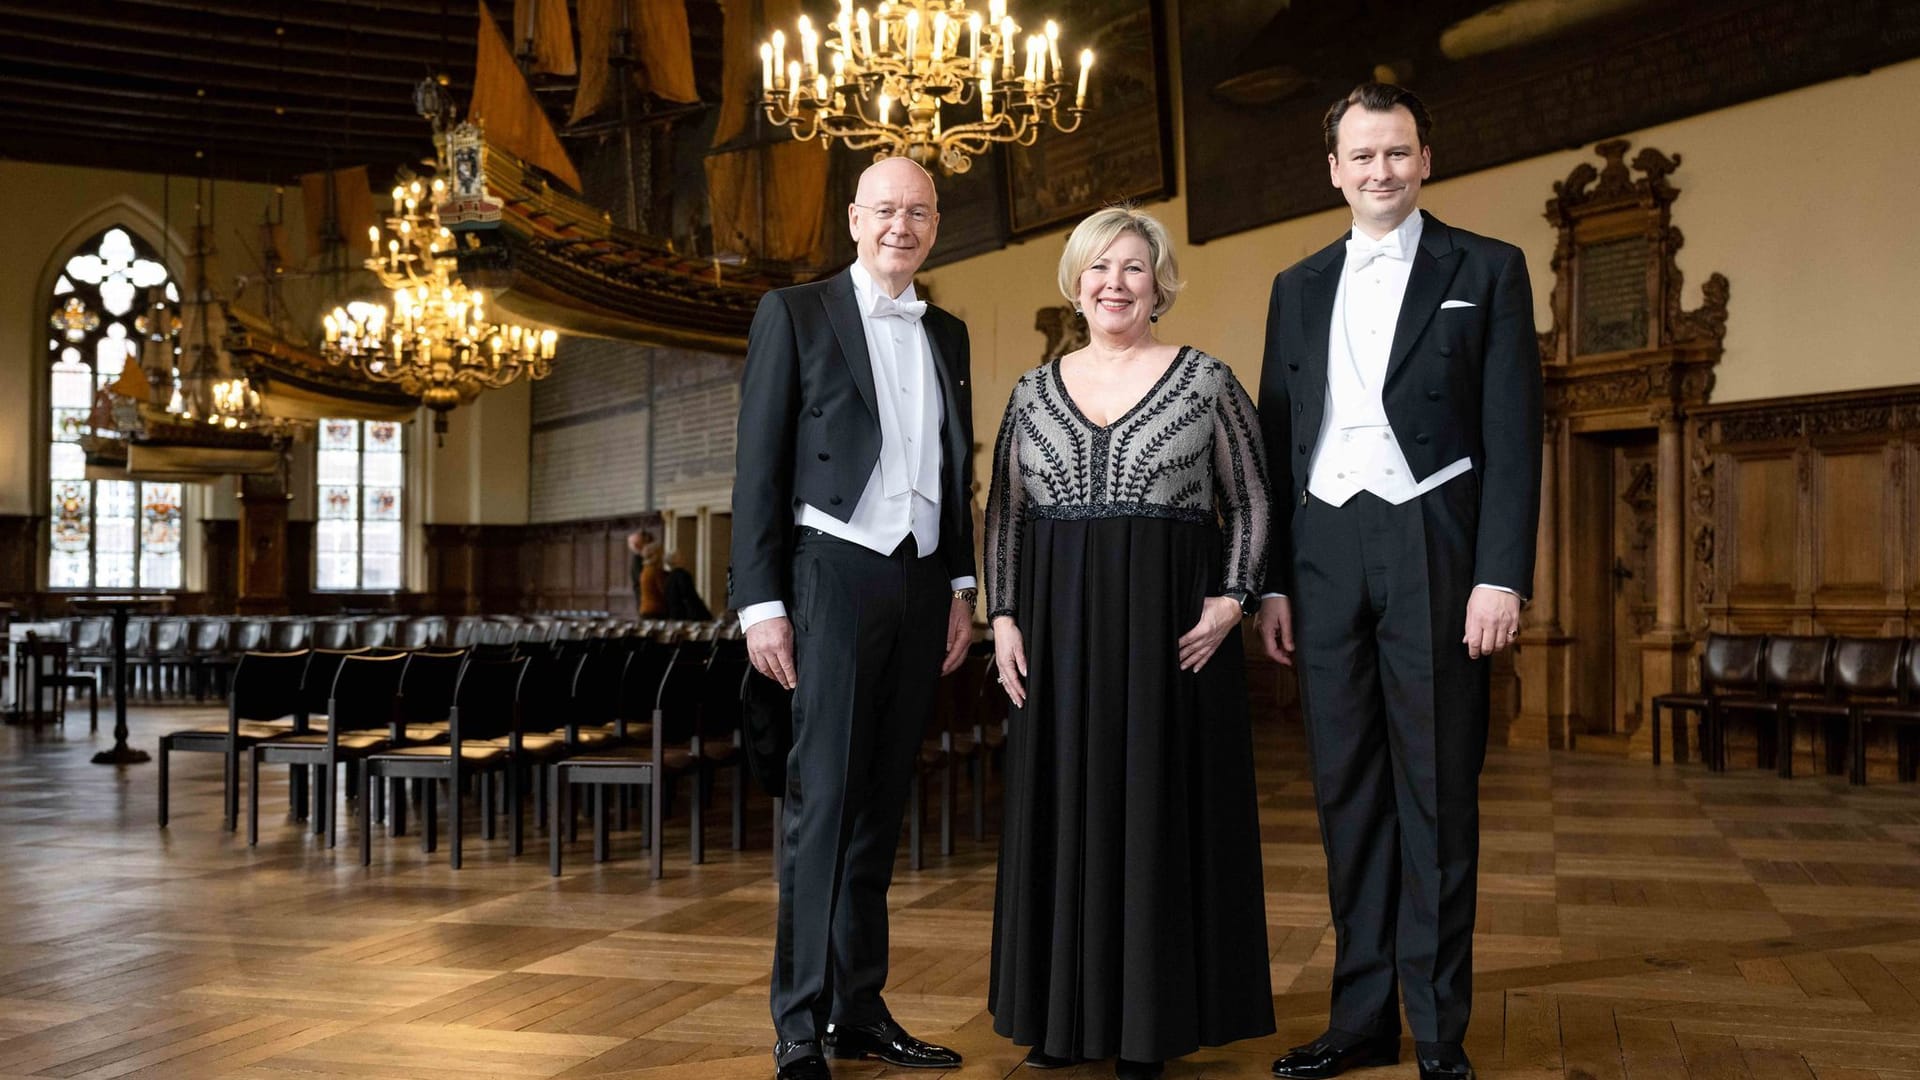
[984,346,1272,618]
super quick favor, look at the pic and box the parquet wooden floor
[3,706,1919,1079]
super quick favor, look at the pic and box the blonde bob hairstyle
[1056,205,1184,319]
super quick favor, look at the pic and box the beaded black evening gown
[984,346,1277,1063]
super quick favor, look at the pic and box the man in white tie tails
[731,157,976,1080]
[1255,84,1542,1080]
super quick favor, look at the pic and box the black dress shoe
[1115,1059,1164,1080]
[1416,1053,1475,1080]
[825,1018,961,1068]
[1024,1046,1084,1069]
[774,1040,831,1080]
[1271,1032,1399,1079]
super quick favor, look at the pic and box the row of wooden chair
[1651,633,1920,782]
[159,636,762,874]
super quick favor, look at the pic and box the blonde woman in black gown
[985,206,1276,1079]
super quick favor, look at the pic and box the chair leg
[361,766,375,866]
[1650,704,1662,766]
[423,782,437,854]
[157,741,170,827]
[87,683,98,734]
[649,773,664,881]
[327,763,340,849]
[1778,713,1795,779]
[593,785,609,863]
[509,765,523,856]
[691,771,705,866]
[450,774,464,870]
[1852,714,1868,785]
[550,766,565,876]
[247,750,261,847]
[224,746,239,832]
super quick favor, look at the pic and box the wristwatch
[1225,590,1259,616]
[953,587,979,608]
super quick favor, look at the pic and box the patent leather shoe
[1416,1050,1476,1080]
[1270,1032,1399,1079]
[1115,1059,1164,1080]
[774,1040,831,1080]
[825,1018,961,1068]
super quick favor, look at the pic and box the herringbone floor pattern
[1,704,1918,1079]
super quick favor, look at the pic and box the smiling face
[1075,230,1157,343]
[1328,104,1431,238]
[848,157,939,296]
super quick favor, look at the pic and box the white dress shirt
[739,261,976,631]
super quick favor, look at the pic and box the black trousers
[770,529,949,1044]
[1290,480,1488,1046]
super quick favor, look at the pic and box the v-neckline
[1051,346,1191,431]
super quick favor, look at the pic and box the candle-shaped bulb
[1045,21,1061,81]
[1077,48,1092,107]
[761,42,774,91]
[815,73,829,101]
[772,29,786,86]
[990,0,1005,22]
[788,61,802,107]
[905,9,919,66]
[968,13,982,62]
[832,52,846,82]
[367,225,379,247]
[981,55,994,117]
[877,92,892,125]
[857,7,872,58]
[931,11,947,62]
[1000,17,1016,68]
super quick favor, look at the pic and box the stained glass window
[315,418,406,590]
[46,226,182,591]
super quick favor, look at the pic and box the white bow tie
[869,293,927,322]
[1346,231,1407,273]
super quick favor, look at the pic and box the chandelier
[321,177,557,437]
[758,0,1093,174]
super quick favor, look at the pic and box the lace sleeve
[1212,365,1272,597]
[984,381,1029,619]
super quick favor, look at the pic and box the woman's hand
[1178,596,1245,672]
[992,616,1029,708]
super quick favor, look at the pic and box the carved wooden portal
[1513,140,1730,754]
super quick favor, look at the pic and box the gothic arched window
[47,226,183,590]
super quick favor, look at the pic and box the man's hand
[1257,596,1295,665]
[1463,586,1522,659]
[746,616,798,690]
[941,596,972,676]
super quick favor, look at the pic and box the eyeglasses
[853,203,936,226]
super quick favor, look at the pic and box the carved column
[1513,417,1574,748]
[1634,405,1694,758]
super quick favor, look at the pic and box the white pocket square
[1440,299,1476,309]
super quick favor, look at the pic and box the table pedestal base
[92,745,152,766]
